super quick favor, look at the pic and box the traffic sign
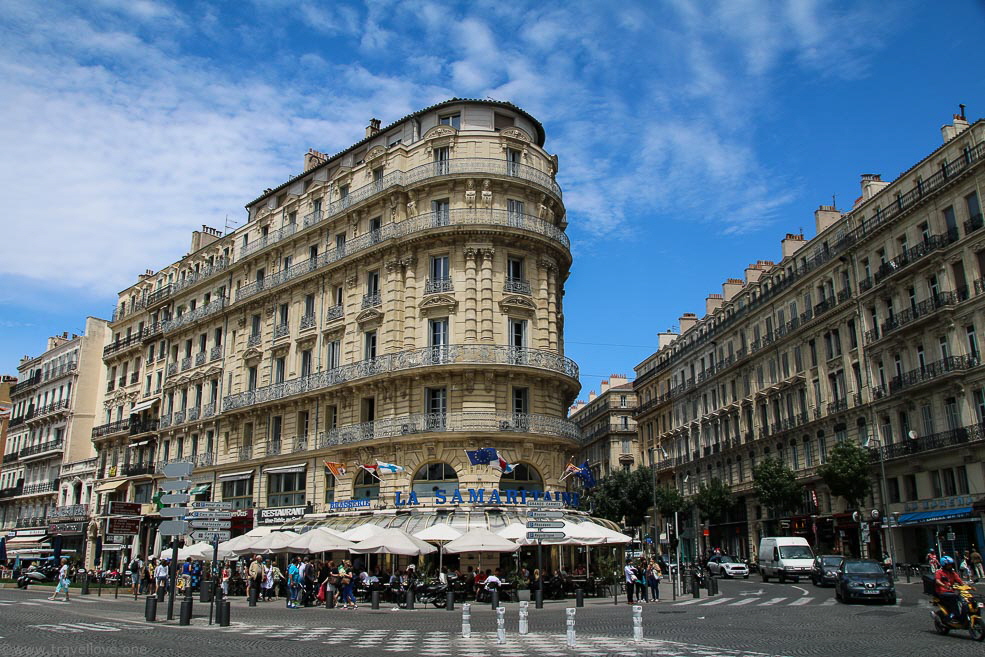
[159,507,189,518]
[526,531,566,541]
[526,521,565,529]
[527,499,564,508]
[159,520,189,536]
[161,493,190,505]
[107,501,141,516]
[527,510,564,519]
[190,530,231,542]
[189,520,231,530]
[191,501,233,510]
[160,480,192,492]
[161,461,195,478]
[188,511,232,519]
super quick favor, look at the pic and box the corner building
[91,100,585,558]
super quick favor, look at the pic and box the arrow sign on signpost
[191,502,233,510]
[159,520,189,536]
[161,493,190,505]
[526,520,565,529]
[526,531,566,541]
[527,510,564,519]
[161,461,195,478]
[526,500,564,509]
[189,520,231,530]
[190,530,231,542]
[160,480,192,492]
[159,507,190,518]
[187,511,232,520]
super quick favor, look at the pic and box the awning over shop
[129,398,159,414]
[898,507,974,525]
[94,480,130,494]
[188,484,210,495]
[263,463,307,474]
[4,535,52,551]
[218,470,254,481]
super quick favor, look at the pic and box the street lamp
[862,436,898,577]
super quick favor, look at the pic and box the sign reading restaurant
[258,506,308,525]
[393,488,581,508]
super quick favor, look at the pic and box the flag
[495,456,517,474]
[559,462,582,482]
[324,461,347,479]
[465,448,497,465]
[359,463,381,480]
[375,460,405,474]
[0,402,11,418]
[575,461,596,489]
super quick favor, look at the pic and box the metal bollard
[535,589,543,609]
[145,595,158,622]
[200,586,212,603]
[632,605,643,642]
[248,586,257,607]
[98,577,102,596]
[156,586,166,602]
[461,603,471,638]
[446,591,455,611]
[326,588,335,608]
[371,590,380,610]
[405,588,415,610]
[491,589,499,609]
[81,573,90,595]
[496,606,506,644]
[114,577,120,599]
[575,588,584,607]
[219,600,231,627]
[179,598,192,626]
[565,607,577,648]
[691,573,700,599]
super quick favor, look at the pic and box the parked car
[811,555,844,587]
[759,536,815,582]
[834,559,896,604]
[707,555,750,578]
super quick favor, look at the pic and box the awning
[898,507,974,525]
[218,470,254,481]
[129,398,159,414]
[4,535,51,550]
[94,480,130,494]
[189,484,210,495]
[263,463,307,474]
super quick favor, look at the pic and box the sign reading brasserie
[393,488,581,508]
[258,506,307,525]
[902,495,974,513]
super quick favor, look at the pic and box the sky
[0,0,983,400]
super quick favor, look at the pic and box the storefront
[3,527,52,563]
[48,504,90,560]
[895,500,984,562]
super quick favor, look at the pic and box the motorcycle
[924,578,985,640]
[397,578,448,608]
[17,564,58,589]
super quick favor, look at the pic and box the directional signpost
[527,504,567,604]
[526,531,567,541]
[527,499,564,509]
[190,530,231,543]
[189,520,230,531]
[158,460,195,621]
[186,499,233,625]
[526,521,565,529]
[528,510,564,519]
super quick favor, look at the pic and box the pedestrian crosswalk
[669,594,899,608]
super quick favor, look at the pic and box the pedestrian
[155,559,169,594]
[623,561,637,604]
[338,560,356,609]
[960,552,973,580]
[49,557,71,602]
[261,560,274,601]
[635,559,649,603]
[128,555,142,597]
[302,556,315,606]
[221,562,231,599]
[181,557,193,593]
[271,562,284,599]
[248,555,264,601]
[970,546,984,581]
[647,560,661,602]
[287,557,302,609]
[142,559,154,595]
[928,549,940,572]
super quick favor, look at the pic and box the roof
[245,98,547,208]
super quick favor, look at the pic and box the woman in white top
[262,561,274,601]
[49,558,71,602]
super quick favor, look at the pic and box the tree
[693,477,734,521]
[752,457,802,517]
[654,485,687,517]
[817,440,873,510]
[583,466,654,527]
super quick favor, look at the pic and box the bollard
[179,598,192,626]
[145,595,158,622]
[535,589,544,609]
[405,588,415,610]
[219,600,230,627]
[98,577,102,596]
[461,603,471,639]
[156,586,166,602]
[691,573,700,599]
[614,582,619,605]
[248,586,257,607]
[115,576,120,599]
[200,586,212,603]
[371,590,380,610]
[711,577,719,595]
[491,589,499,609]
[446,591,455,611]
[565,607,577,648]
[81,573,90,595]
[326,589,335,609]
[496,606,506,645]
[906,567,911,584]
[632,605,643,642]
[518,600,529,635]
[575,588,584,608]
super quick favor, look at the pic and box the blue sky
[0,0,983,400]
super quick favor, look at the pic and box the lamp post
[864,436,898,577]
[649,448,659,558]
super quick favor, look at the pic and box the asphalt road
[1,576,983,656]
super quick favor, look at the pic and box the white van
[758,537,815,582]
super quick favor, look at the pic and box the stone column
[464,247,478,343]
[480,248,495,342]
[384,259,403,353]
[403,255,418,349]
[544,258,558,351]
[536,258,550,349]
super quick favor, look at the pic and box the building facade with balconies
[89,100,586,561]
[569,375,640,479]
[0,318,108,559]
[635,112,985,563]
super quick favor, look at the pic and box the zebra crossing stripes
[699,597,734,606]
[789,597,812,606]
[729,598,758,606]
[672,598,707,606]
[758,597,787,606]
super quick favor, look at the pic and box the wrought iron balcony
[223,344,579,412]
[273,322,290,340]
[123,462,156,477]
[210,344,223,361]
[247,333,261,348]
[186,406,200,422]
[878,355,980,398]
[424,278,454,294]
[92,418,129,438]
[361,292,382,309]
[167,362,178,375]
[300,313,316,330]
[871,422,984,463]
[22,480,58,496]
[161,297,227,333]
[874,231,959,285]
[130,419,159,435]
[34,399,70,418]
[195,351,206,366]
[965,213,984,235]
[146,284,173,306]
[874,291,963,342]
[181,357,192,371]
[828,398,849,413]
[326,305,343,322]
[267,439,282,456]
[130,371,140,384]
[106,380,115,393]
[0,483,24,498]
[202,402,216,418]
[171,257,229,294]
[238,446,253,461]
[172,410,185,425]
[112,297,147,322]
[159,413,172,429]
[504,277,531,295]
[142,321,164,342]
[20,439,64,459]
[3,452,19,464]
[103,333,143,358]
[240,223,297,258]
[43,361,77,381]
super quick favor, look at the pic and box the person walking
[181,558,193,593]
[143,559,155,595]
[647,560,661,602]
[220,563,231,599]
[623,561,637,604]
[970,546,984,581]
[128,555,142,597]
[154,559,169,594]
[49,557,71,602]
[338,560,357,609]
[262,560,274,601]
[634,559,649,603]
[287,557,302,609]
[248,555,264,602]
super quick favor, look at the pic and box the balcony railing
[93,418,129,437]
[224,344,579,412]
[0,483,24,499]
[42,362,77,381]
[19,439,64,459]
[103,333,143,358]
[964,213,984,235]
[238,446,253,461]
[210,344,223,361]
[167,362,178,375]
[326,305,343,322]
[202,402,216,418]
[171,257,229,294]
[267,439,282,456]
[872,355,979,399]
[181,356,192,371]
[123,462,156,477]
[186,406,200,422]
[3,452,19,464]
[240,223,298,258]
[235,207,570,303]
[130,419,159,435]
[300,313,316,330]
[33,399,70,418]
[155,452,214,474]
[247,333,261,348]
[874,231,959,285]
[146,284,173,306]
[361,293,382,309]
[424,278,454,294]
[195,351,207,366]
[161,297,227,334]
[504,278,531,295]
[273,322,290,340]
[130,371,139,384]
[873,291,963,342]
[871,422,985,462]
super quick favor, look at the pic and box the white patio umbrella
[496,522,530,541]
[339,523,387,543]
[413,524,463,573]
[187,541,236,561]
[350,528,437,556]
[444,527,519,576]
[218,526,275,555]
[232,530,300,555]
[286,528,356,554]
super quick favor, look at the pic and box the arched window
[499,463,543,494]
[353,468,379,501]
[412,462,458,499]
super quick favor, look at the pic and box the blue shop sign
[393,488,580,508]
[329,499,372,510]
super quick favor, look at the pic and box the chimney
[705,294,724,315]
[600,379,610,393]
[588,390,597,402]
[814,205,842,233]
[744,264,763,285]
[609,374,628,388]
[679,312,698,334]
[781,233,806,259]
[304,148,327,171]
[941,105,970,143]
[722,278,744,301]
[365,118,382,138]
[657,331,678,350]
[859,174,889,203]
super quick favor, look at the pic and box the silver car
[707,555,750,578]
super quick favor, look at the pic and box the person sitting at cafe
[473,568,488,596]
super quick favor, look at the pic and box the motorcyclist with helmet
[936,556,965,620]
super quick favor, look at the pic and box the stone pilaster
[479,247,495,342]
[464,247,479,343]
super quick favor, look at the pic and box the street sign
[188,511,232,520]
[159,507,189,518]
[191,501,233,510]
[527,510,564,519]
[527,500,564,509]
[160,480,192,492]
[526,531,566,541]
[106,517,140,535]
[190,530,231,542]
[526,521,565,529]
[161,461,195,478]
[107,501,141,516]
[189,520,231,530]
[161,493,190,505]
[159,520,189,536]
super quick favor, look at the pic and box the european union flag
[576,461,596,488]
[466,448,497,465]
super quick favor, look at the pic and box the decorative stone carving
[365,146,386,172]
[406,190,417,216]
[464,179,476,207]
[418,294,458,316]
[499,296,537,316]
[481,180,493,208]
[389,193,399,220]
[356,308,384,327]
[242,346,263,362]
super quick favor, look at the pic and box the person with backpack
[287,557,302,609]
[128,556,142,597]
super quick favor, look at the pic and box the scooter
[17,564,57,589]
[398,579,448,608]
[925,580,985,641]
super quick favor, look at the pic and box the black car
[811,555,844,587]
[834,559,896,604]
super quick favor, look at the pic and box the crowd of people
[622,557,664,604]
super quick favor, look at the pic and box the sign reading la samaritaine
[393,488,580,508]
